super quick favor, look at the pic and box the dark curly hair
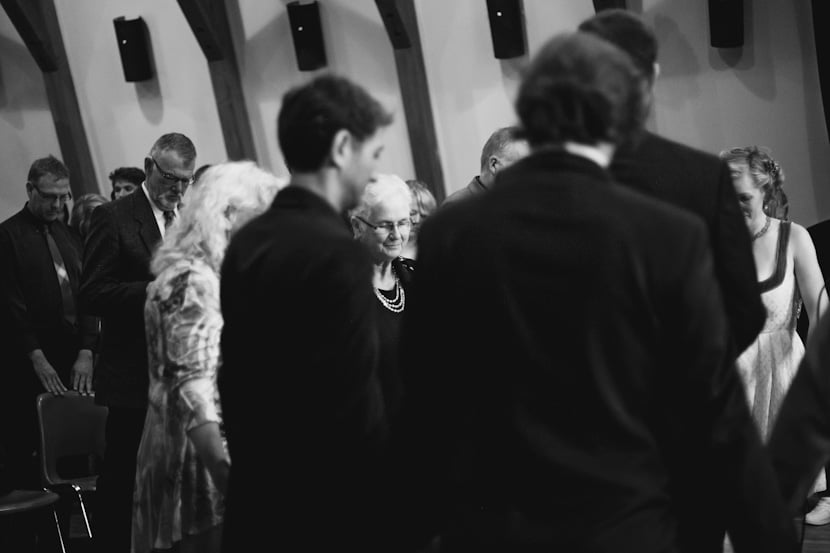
[719,146,788,219]
[515,32,647,148]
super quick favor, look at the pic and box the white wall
[644,0,830,226]
[1,0,828,225]
[54,0,228,194]
[0,11,61,222]
[236,0,414,180]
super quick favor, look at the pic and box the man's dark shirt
[0,205,97,367]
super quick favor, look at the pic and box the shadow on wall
[242,7,294,173]
[706,0,777,102]
[0,33,51,123]
[132,23,163,125]
[135,77,163,124]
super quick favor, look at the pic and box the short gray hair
[148,132,197,165]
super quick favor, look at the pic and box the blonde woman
[132,162,282,553]
[721,146,829,522]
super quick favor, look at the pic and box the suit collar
[131,189,161,254]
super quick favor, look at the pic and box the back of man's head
[480,126,525,174]
[516,32,646,148]
[578,9,657,81]
[149,133,197,165]
[278,74,393,173]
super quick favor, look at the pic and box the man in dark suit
[392,32,796,553]
[80,133,196,553]
[578,10,764,355]
[219,75,390,552]
[0,155,97,490]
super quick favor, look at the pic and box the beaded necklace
[752,216,771,241]
[374,269,405,313]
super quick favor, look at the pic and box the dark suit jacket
[769,307,830,513]
[80,190,159,408]
[392,151,796,553]
[611,131,765,354]
[219,186,387,552]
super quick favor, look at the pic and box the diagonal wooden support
[375,0,445,202]
[1,0,98,197]
[178,0,257,162]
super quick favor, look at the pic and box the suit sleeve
[710,160,766,353]
[662,222,797,553]
[80,203,149,317]
[768,311,830,513]
[0,226,40,355]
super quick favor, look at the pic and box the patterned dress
[132,258,225,553]
[735,221,825,492]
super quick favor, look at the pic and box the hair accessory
[763,158,780,179]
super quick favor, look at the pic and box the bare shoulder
[788,221,817,259]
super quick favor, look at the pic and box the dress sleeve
[161,265,223,432]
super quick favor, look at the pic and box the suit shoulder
[643,133,724,170]
[612,183,708,237]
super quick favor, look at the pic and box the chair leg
[52,507,67,553]
[72,484,93,538]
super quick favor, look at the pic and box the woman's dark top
[375,256,415,420]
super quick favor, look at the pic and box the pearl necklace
[374,272,405,313]
[752,216,771,241]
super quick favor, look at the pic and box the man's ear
[489,155,500,175]
[144,156,153,177]
[329,129,352,170]
[653,62,661,82]
[349,215,361,238]
[25,181,34,198]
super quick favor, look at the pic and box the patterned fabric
[736,221,825,494]
[132,258,225,553]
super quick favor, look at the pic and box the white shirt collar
[562,142,614,168]
[141,182,176,238]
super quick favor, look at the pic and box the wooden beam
[375,0,445,202]
[1,0,98,197]
[178,0,257,161]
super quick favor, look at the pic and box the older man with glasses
[0,155,99,499]
[81,132,196,553]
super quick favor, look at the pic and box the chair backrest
[36,392,107,487]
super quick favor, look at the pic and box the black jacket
[80,190,159,408]
[391,151,796,553]
[611,131,765,354]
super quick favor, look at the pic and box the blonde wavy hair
[151,161,284,276]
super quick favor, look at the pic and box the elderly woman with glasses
[132,161,283,553]
[350,173,415,419]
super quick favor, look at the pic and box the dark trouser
[94,405,146,553]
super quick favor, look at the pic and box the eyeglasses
[150,157,193,187]
[30,183,72,204]
[355,215,412,235]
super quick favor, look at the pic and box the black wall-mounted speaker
[486,0,526,59]
[113,16,154,82]
[709,0,744,48]
[287,1,327,71]
[592,0,627,12]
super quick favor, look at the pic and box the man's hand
[29,349,67,396]
[71,349,94,395]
